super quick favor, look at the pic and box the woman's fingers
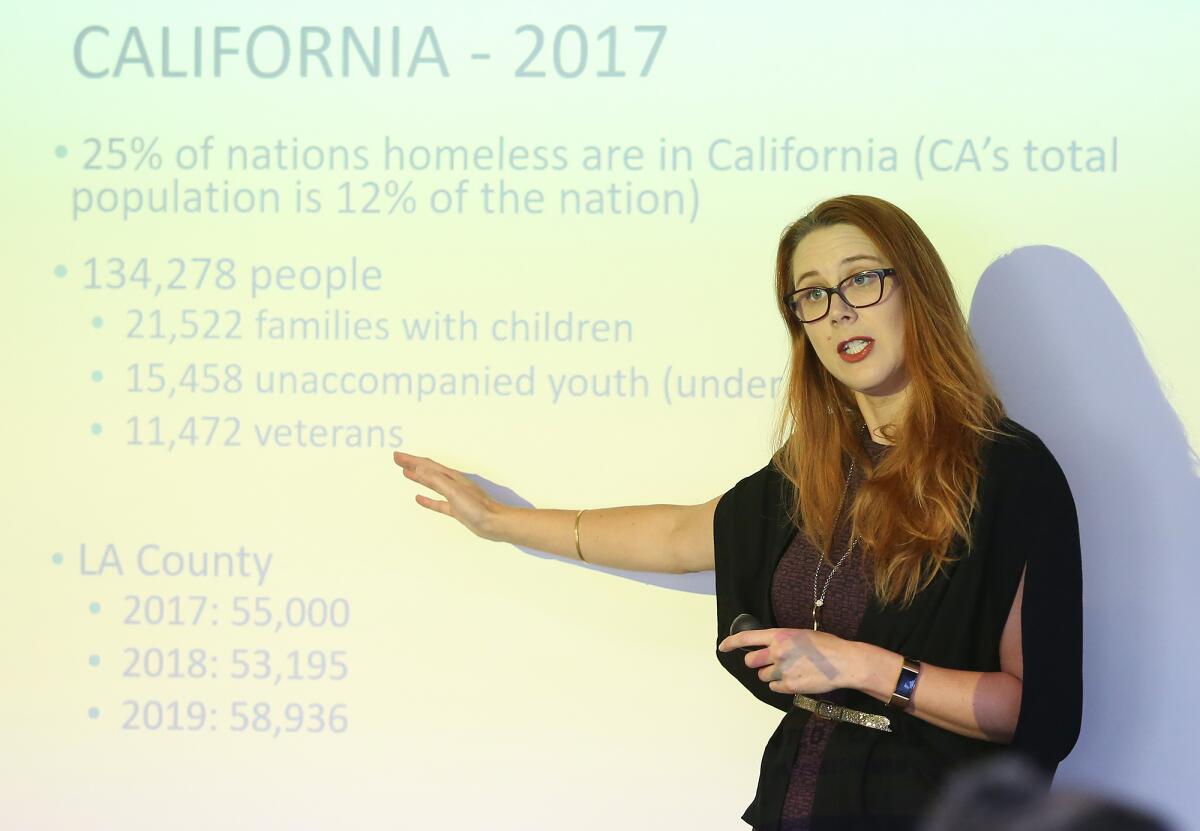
[394,453,445,483]
[396,454,466,510]
[414,493,450,514]
[394,452,464,484]
[403,465,456,499]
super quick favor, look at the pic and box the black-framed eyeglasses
[783,268,898,323]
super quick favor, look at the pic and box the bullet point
[91,423,102,436]
[91,370,103,382]
[54,264,67,278]
[51,552,63,565]
[89,655,100,667]
[89,602,100,614]
[88,707,100,719]
[91,316,103,329]
[55,145,68,159]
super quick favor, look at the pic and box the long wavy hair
[770,195,1016,608]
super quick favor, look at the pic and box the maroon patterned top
[771,426,893,829]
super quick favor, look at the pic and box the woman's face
[790,223,910,399]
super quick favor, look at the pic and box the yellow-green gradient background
[3,2,1197,830]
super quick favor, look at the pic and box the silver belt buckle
[814,701,840,721]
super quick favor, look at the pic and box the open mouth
[839,338,874,362]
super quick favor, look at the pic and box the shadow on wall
[473,243,1200,826]
[967,245,1200,828]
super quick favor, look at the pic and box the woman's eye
[803,288,825,300]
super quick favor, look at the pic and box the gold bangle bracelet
[574,509,587,562]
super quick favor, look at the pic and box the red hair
[770,195,1016,607]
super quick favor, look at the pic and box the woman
[393,194,1083,830]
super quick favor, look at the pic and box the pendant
[812,599,823,631]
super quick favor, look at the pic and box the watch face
[896,667,919,699]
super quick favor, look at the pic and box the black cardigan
[713,417,1083,829]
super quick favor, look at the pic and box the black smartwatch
[887,657,921,709]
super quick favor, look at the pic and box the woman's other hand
[717,628,868,696]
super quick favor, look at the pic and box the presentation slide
[5,2,1196,829]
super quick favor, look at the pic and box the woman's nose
[829,291,856,321]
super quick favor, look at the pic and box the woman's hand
[392,452,505,541]
[717,628,867,696]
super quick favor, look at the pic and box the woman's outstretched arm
[490,503,705,574]
[393,451,717,574]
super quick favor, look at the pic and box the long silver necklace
[811,452,860,632]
